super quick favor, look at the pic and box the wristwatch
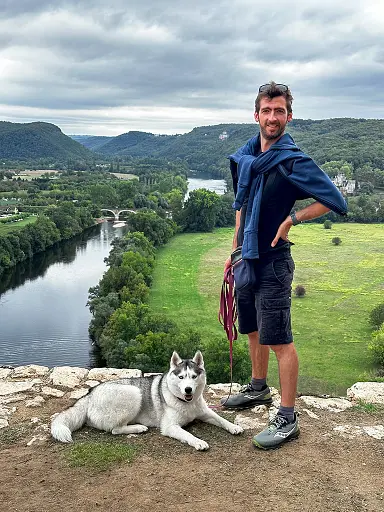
[290,212,301,226]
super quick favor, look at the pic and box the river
[0,176,226,368]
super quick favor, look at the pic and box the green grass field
[0,216,37,234]
[149,223,384,395]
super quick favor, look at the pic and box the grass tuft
[351,400,382,414]
[64,441,137,471]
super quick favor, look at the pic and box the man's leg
[249,330,270,383]
[220,282,273,409]
[252,255,300,449]
[270,342,298,407]
[220,330,272,409]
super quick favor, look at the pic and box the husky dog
[51,351,243,450]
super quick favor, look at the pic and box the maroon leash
[217,266,238,407]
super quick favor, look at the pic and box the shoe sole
[221,398,273,409]
[252,429,300,450]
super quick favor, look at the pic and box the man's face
[254,96,292,141]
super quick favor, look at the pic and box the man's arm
[271,201,330,247]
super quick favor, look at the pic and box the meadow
[149,223,384,395]
[0,216,37,234]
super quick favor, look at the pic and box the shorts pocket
[272,258,295,286]
[260,297,292,344]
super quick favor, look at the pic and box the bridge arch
[101,208,137,221]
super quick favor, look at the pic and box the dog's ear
[170,351,182,369]
[192,351,204,368]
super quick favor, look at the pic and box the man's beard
[260,123,285,140]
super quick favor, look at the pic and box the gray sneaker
[252,413,300,450]
[220,383,272,409]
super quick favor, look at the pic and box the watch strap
[290,212,300,226]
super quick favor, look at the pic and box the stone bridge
[100,208,137,221]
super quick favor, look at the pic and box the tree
[369,325,384,369]
[323,220,332,229]
[127,211,175,246]
[370,303,384,329]
[180,189,220,232]
[215,193,235,227]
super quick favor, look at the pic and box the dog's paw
[136,425,149,433]
[228,424,244,435]
[192,439,209,451]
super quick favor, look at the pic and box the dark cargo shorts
[235,252,295,345]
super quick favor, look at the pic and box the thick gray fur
[51,351,243,450]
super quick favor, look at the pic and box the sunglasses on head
[258,83,288,93]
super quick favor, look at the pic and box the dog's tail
[51,395,90,443]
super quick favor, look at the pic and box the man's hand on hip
[271,217,293,247]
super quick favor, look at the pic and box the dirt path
[1,397,383,512]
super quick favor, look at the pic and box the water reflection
[0,223,126,368]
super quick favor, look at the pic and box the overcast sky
[0,0,383,136]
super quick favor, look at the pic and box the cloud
[0,0,383,134]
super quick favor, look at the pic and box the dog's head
[167,351,206,402]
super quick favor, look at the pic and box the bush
[369,303,384,329]
[332,237,342,245]
[294,285,306,297]
[323,220,332,229]
[369,325,384,368]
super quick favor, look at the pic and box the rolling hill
[0,122,94,160]
[75,118,384,171]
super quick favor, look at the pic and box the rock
[0,369,12,379]
[234,414,265,430]
[333,425,364,439]
[85,380,100,388]
[250,405,269,414]
[0,406,12,417]
[25,396,45,407]
[87,367,142,381]
[68,388,89,399]
[0,394,27,405]
[362,425,384,440]
[303,408,320,419]
[270,387,280,397]
[26,434,50,446]
[206,383,241,394]
[347,382,384,404]
[50,367,89,388]
[300,396,353,412]
[0,418,9,429]
[41,386,65,398]
[12,365,50,378]
[0,381,37,396]
[333,424,384,440]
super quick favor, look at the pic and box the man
[222,82,347,449]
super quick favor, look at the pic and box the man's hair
[255,81,293,114]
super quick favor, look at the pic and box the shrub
[332,237,342,245]
[370,303,384,329]
[323,220,332,229]
[368,325,384,368]
[294,285,306,297]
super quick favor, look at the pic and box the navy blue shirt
[233,168,310,256]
